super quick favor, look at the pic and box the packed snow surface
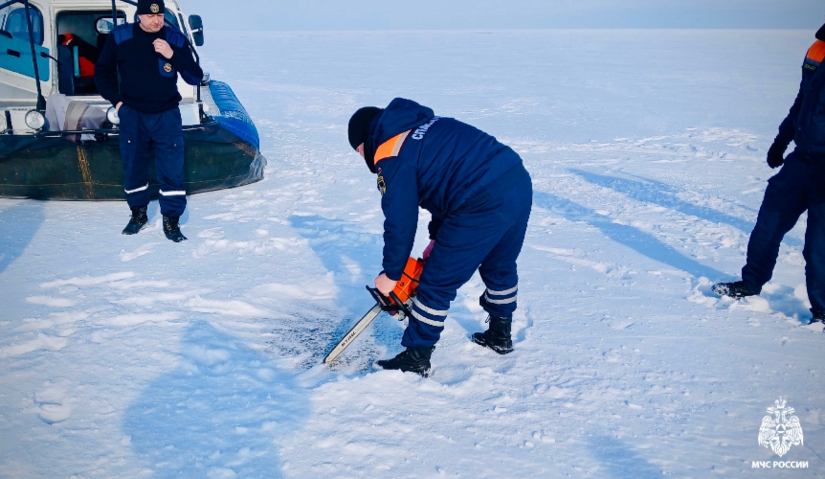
[2,30,825,478]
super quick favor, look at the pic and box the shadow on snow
[588,435,664,478]
[534,191,727,281]
[123,321,308,478]
[290,215,405,366]
[0,201,45,275]
[570,169,805,248]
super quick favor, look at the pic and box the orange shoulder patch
[806,40,825,64]
[374,130,411,166]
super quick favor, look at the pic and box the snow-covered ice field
[2,29,825,478]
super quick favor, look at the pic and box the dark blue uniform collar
[817,23,825,42]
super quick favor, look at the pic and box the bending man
[348,98,533,376]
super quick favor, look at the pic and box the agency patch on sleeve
[377,176,387,196]
[163,63,173,73]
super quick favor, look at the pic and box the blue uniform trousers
[402,175,533,349]
[119,105,187,218]
[742,151,825,313]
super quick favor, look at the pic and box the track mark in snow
[687,127,759,147]
[192,228,307,259]
[207,467,237,478]
[531,245,630,278]
[14,312,89,333]
[112,291,201,307]
[99,312,182,327]
[605,319,635,330]
[635,136,670,145]
[40,272,135,289]
[515,309,534,344]
[0,333,67,358]
[540,386,570,399]
[252,277,338,301]
[107,279,172,290]
[186,296,269,317]
[25,296,76,308]
[119,242,161,262]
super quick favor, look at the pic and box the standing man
[348,98,533,376]
[94,0,203,242]
[714,24,825,326]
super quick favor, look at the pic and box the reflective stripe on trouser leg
[124,183,148,195]
[410,297,447,328]
[402,295,448,349]
[151,108,186,218]
[480,286,518,317]
[159,189,186,197]
[119,106,150,209]
[483,286,518,305]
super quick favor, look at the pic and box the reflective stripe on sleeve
[124,183,149,194]
[413,297,448,317]
[159,190,186,196]
[410,308,445,328]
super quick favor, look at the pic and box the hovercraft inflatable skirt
[0,81,266,200]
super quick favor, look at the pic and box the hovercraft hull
[0,81,266,200]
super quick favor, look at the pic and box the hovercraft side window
[0,5,44,45]
[0,4,49,82]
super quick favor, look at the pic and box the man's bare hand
[115,101,123,112]
[153,39,174,60]
[374,273,397,297]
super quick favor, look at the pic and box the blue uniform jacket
[95,24,203,114]
[370,98,525,280]
[778,31,825,155]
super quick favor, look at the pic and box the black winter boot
[122,206,148,235]
[376,347,434,377]
[472,315,513,354]
[811,310,825,326]
[712,281,760,299]
[163,216,187,242]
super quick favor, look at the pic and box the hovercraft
[0,0,265,199]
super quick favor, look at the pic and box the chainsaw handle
[366,286,412,319]
[390,291,413,318]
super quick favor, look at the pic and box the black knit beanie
[137,0,165,15]
[348,107,382,151]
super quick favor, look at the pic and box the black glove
[767,141,788,169]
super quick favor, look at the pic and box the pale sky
[178,0,823,31]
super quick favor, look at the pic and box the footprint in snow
[33,381,73,424]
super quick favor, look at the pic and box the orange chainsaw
[323,257,425,364]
